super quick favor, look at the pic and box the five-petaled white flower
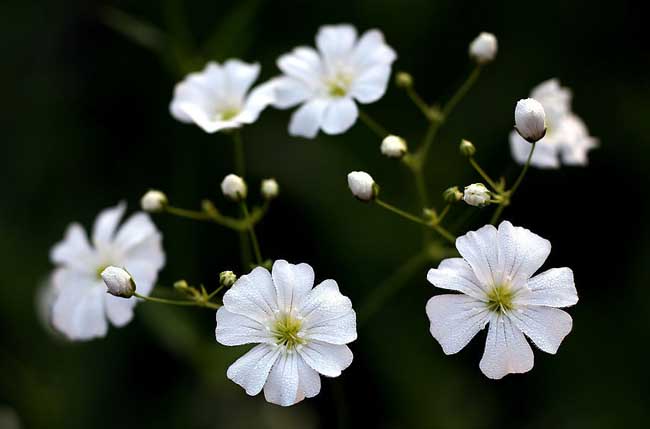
[170,59,275,133]
[510,79,598,168]
[271,24,397,138]
[426,221,578,379]
[49,202,165,340]
[215,260,357,406]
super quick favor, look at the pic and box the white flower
[215,260,357,406]
[510,79,598,168]
[101,266,136,298]
[261,178,279,200]
[426,221,578,379]
[380,135,407,158]
[347,171,376,201]
[469,32,498,64]
[271,24,397,138]
[514,98,547,143]
[170,60,276,133]
[221,174,247,201]
[463,183,490,207]
[140,190,168,212]
[49,202,165,340]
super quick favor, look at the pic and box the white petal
[51,269,108,341]
[173,102,241,134]
[50,223,96,272]
[509,307,573,354]
[271,76,312,109]
[510,131,561,169]
[226,344,280,396]
[456,224,499,287]
[350,64,392,104]
[321,97,358,135]
[236,79,276,124]
[277,47,323,86]
[316,24,357,63]
[288,98,329,138]
[479,314,534,379]
[425,294,490,355]
[516,267,578,308]
[223,266,278,323]
[92,202,126,250]
[298,341,353,377]
[350,29,396,71]
[113,212,157,253]
[263,352,301,407]
[104,294,136,327]
[272,260,315,312]
[215,307,270,346]
[426,258,488,300]
[495,221,551,288]
[297,356,321,398]
[299,279,356,344]
[222,59,260,99]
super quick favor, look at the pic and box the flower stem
[232,129,245,177]
[358,109,389,138]
[442,65,482,118]
[490,142,536,225]
[134,292,221,310]
[375,199,456,244]
[240,201,263,266]
[469,157,501,191]
[406,86,434,121]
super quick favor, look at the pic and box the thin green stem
[358,109,389,138]
[490,204,506,225]
[376,198,430,227]
[165,205,263,231]
[406,87,433,120]
[413,169,431,209]
[432,225,456,244]
[509,142,536,196]
[240,201,263,265]
[469,157,501,191]
[134,292,221,310]
[442,66,482,118]
[206,285,225,301]
[232,130,245,177]
[437,204,451,223]
[165,206,212,221]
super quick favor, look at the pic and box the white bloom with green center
[510,79,598,168]
[215,260,357,407]
[271,24,396,138]
[170,59,276,133]
[49,202,165,340]
[426,221,578,379]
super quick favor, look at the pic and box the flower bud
[395,72,413,88]
[261,178,279,200]
[101,266,136,298]
[469,32,498,64]
[463,183,491,207]
[515,98,547,143]
[459,139,476,157]
[443,186,463,203]
[381,135,408,159]
[174,280,189,291]
[140,190,168,212]
[219,270,237,288]
[221,174,247,201]
[347,171,377,202]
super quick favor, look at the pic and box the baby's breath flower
[515,98,547,143]
[101,266,136,298]
[459,139,476,157]
[443,186,463,203]
[381,135,407,158]
[463,183,491,207]
[140,190,168,212]
[261,178,279,200]
[221,174,247,201]
[216,260,357,406]
[219,270,237,288]
[347,171,377,201]
[469,32,498,64]
[426,221,578,379]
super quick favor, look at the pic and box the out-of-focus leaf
[163,0,202,74]
[101,6,166,54]
[201,0,262,60]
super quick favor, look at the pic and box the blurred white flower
[170,60,276,133]
[216,260,356,406]
[49,202,165,340]
[347,171,376,201]
[469,32,498,64]
[221,174,247,201]
[514,98,547,143]
[380,135,407,158]
[463,183,491,207]
[261,178,279,200]
[140,190,167,212]
[426,221,578,379]
[510,79,598,168]
[101,266,136,298]
[272,24,397,138]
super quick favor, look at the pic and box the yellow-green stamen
[486,284,516,313]
[271,312,305,350]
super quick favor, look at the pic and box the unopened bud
[347,171,377,202]
[221,174,247,201]
[395,72,413,88]
[459,139,476,157]
[261,179,279,200]
[381,135,408,159]
[469,32,498,64]
[101,266,136,298]
[463,183,491,207]
[219,271,237,287]
[515,98,547,143]
[443,186,463,203]
[140,190,168,212]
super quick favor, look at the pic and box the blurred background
[1,0,648,428]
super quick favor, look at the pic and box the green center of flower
[96,265,109,280]
[486,284,516,313]
[271,312,305,350]
[219,108,240,120]
[326,72,352,97]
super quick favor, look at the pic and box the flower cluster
[44,21,595,411]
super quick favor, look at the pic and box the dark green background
[1,0,648,428]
